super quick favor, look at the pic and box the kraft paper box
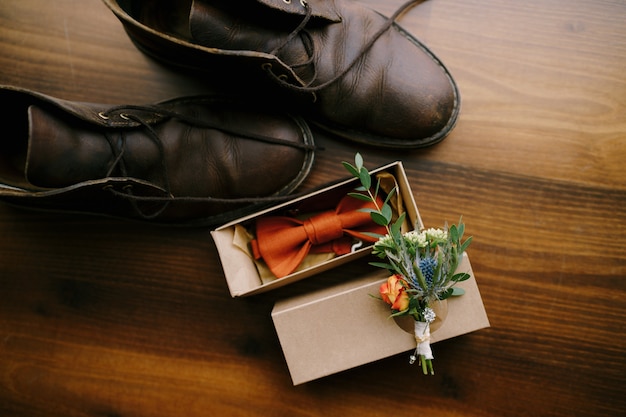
[272,253,489,385]
[211,161,419,297]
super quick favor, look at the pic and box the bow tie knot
[250,194,387,278]
[303,211,345,245]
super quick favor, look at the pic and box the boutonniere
[343,154,472,375]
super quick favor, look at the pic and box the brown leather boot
[0,85,315,225]
[103,0,460,149]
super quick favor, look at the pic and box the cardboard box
[211,162,420,297]
[271,253,490,385]
[211,161,489,384]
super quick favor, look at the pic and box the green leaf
[450,287,465,296]
[457,221,465,239]
[370,260,403,276]
[370,211,390,226]
[381,203,393,223]
[355,153,363,170]
[361,232,385,240]
[342,161,359,177]
[438,288,453,300]
[414,264,428,291]
[433,251,443,285]
[390,309,409,318]
[390,213,406,236]
[449,224,459,242]
[373,178,381,200]
[384,186,397,205]
[357,208,376,214]
[460,236,473,252]
[348,192,372,202]
[451,272,471,282]
[359,167,371,189]
[369,262,393,270]
[408,306,420,317]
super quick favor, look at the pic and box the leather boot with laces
[0,85,315,226]
[103,0,460,149]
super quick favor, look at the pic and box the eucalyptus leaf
[374,178,381,200]
[348,192,372,202]
[451,272,471,282]
[370,211,389,226]
[355,153,363,170]
[381,203,393,223]
[359,167,371,189]
[357,208,376,214]
[384,187,397,205]
[342,161,359,177]
[438,288,453,300]
[450,287,465,296]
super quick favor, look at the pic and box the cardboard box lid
[271,253,490,385]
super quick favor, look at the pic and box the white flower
[424,228,447,241]
[404,230,427,247]
[422,307,436,323]
[376,233,393,246]
[404,228,447,248]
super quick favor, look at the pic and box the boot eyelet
[98,112,110,120]
[283,0,291,4]
[261,63,272,71]
[300,0,307,6]
[119,113,131,120]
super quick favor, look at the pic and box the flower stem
[419,357,435,375]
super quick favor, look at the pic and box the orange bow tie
[250,195,387,278]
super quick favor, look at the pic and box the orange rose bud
[379,281,393,305]
[380,274,409,312]
[391,288,410,311]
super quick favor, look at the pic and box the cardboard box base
[211,162,420,297]
[271,253,489,385]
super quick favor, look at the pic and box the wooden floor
[1,0,624,416]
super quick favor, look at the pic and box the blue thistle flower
[418,257,437,286]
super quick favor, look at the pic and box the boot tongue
[26,105,112,188]
[251,0,341,20]
[188,0,340,45]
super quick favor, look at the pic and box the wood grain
[0,0,625,416]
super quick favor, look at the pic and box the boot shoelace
[263,0,424,99]
[97,103,315,219]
